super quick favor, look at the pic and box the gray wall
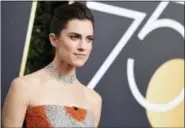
[1,1,32,106]
[79,1,184,127]
[1,1,184,127]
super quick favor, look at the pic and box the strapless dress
[25,105,95,128]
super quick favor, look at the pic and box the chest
[30,83,90,108]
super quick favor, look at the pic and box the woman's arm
[2,78,30,127]
[93,94,102,128]
[88,91,102,128]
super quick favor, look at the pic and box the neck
[51,55,76,77]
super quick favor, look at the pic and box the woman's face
[50,19,94,67]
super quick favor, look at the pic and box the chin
[74,63,85,68]
[72,60,86,67]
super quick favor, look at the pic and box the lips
[74,53,86,57]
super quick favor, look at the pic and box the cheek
[87,44,93,54]
[58,41,77,58]
[60,40,74,51]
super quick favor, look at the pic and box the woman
[2,2,102,128]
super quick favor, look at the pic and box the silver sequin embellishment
[44,105,95,127]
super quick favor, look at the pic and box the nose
[77,47,85,52]
[77,40,86,52]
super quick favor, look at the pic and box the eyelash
[70,35,94,42]
[70,36,79,40]
[87,38,94,42]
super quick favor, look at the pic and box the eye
[70,35,79,41]
[87,37,94,43]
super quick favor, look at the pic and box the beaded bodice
[25,105,95,127]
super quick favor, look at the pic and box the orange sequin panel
[64,106,87,122]
[25,106,52,128]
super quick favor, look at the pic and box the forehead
[64,19,94,36]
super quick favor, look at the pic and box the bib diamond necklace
[44,62,77,85]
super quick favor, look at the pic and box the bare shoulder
[5,76,33,107]
[2,70,45,127]
[8,77,27,95]
[80,83,102,104]
[19,69,45,85]
[87,87,102,102]
[10,69,44,91]
[8,77,31,98]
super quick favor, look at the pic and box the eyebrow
[68,32,94,38]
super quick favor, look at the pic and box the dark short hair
[50,2,94,36]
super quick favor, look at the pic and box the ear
[49,33,58,48]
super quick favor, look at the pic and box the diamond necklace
[44,62,77,84]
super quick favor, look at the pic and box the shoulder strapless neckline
[25,104,95,127]
[28,104,92,112]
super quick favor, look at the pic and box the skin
[2,19,102,128]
